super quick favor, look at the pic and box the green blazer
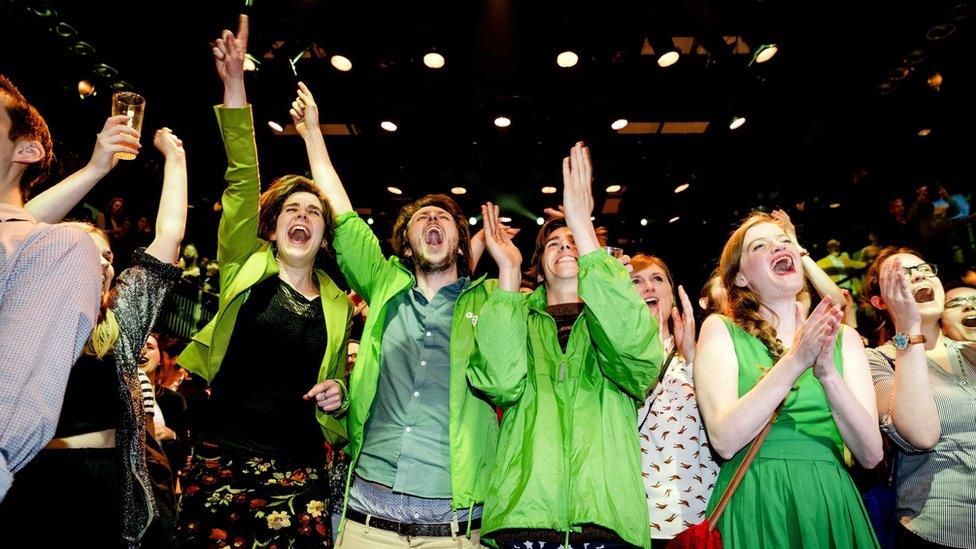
[178,106,352,446]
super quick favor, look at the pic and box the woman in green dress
[694,213,883,548]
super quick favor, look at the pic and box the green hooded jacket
[333,212,500,512]
[178,106,352,446]
[471,250,662,548]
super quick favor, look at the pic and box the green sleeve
[470,289,529,407]
[333,211,398,303]
[215,106,262,287]
[578,250,662,400]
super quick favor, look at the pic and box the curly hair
[0,74,54,199]
[390,194,472,279]
[719,213,788,360]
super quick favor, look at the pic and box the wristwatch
[892,332,926,350]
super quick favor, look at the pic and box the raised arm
[771,209,846,306]
[212,14,248,108]
[24,116,140,222]
[144,129,187,264]
[289,82,352,214]
[695,300,836,459]
[561,142,600,256]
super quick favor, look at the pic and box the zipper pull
[558,361,567,382]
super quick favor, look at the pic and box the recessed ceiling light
[657,51,680,68]
[468,216,478,225]
[494,116,511,128]
[611,119,629,130]
[729,116,746,130]
[917,128,932,136]
[556,51,579,68]
[330,55,352,72]
[536,217,544,225]
[605,184,622,193]
[380,120,398,132]
[829,203,841,209]
[77,80,94,96]
[674,183,690,193]
[387,186,403,195]
[450,187,467,195]
[541,186,557,194]
[755,44,778,64]
[243,54,259,71]
[640,218,648,226]
[267,121,284,133]
[423,52,445,69]
[366,217,375,225]
[500,216,512,223]
[668,216,680,224]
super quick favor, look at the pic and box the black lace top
[199,276,328,461]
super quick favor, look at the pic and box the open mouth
[288,225,311,243]
[424,226,444,246]
[137,354,148,365]
[556,256,577,265]
[645,297,659,307]
[770,253,796,275]
[913,287,935,303]
[962,315,976,328]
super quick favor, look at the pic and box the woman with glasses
[863,248,976,548]
[941,284,976,343]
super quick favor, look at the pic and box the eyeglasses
[902,263,938,278]
[945,295,976,309]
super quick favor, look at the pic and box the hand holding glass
[111,92,145,160]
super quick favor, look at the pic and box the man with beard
[290,84,498,548]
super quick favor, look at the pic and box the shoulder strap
[706,401,784,531]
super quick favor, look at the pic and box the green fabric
[356,277,468,498]
[471,250,662,549]
[333,211,499,510]
[705,317,880,549]
[178,106,352,447]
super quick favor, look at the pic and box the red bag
[667,404,783,549]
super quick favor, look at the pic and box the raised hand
[880,257,922,333]
[289,82,320,139]
[786,296,839,370]
[481,202,522,291]
[87,115,141,175]
[152,128,184,159]
[813,304,844,379]
[543,206,565,219]
[770,209,798,244]
[212,14,249,84]
[671,285,697,363]
[304,379,343,412]
[561,142,594,225]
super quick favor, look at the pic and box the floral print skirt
[178,440,332,548]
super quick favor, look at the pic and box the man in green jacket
[472,143,662,549]
[290,84,498,548]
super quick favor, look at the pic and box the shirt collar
[0,203,36,223]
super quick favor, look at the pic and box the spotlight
[611,119,629,131]
[243,54,259,71]
[450,187,467,195]
[77,80,94,97]
[657,50,680,68]
[500,216,512,223]
[423,52,445,69]
[668,216,680,224]
[754,44,778,63]
[829,203,841,209]
[729,116,746,130]
[605,184,622,193]
[917,128,932,137]
[640,218,648,226]
[367,217,375,225]
[330,55,352,72]
[380,121,398,132]
[927,72,943,91]
[536,217,544,225]
[556,51,579,68]
[267,121,284,133]
[387,186,403,195]
[494,116,511,128]
[468,217,478,225]
[541,186,557,194]
[674,183,690,193]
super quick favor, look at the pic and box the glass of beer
[111,91,145,160]
[604,246,624,258]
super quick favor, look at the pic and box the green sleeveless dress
[705,317,880,548]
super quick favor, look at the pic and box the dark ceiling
[1,0,974,288]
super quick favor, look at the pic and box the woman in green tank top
[694,213,884,548]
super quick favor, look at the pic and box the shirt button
[420,360,427,366]
[425,331,432,337]
[405,426,412,433]
[413,391,420,397]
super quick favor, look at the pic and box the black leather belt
[345,508,481,537]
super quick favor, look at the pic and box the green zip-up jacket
[471,250,662,548]
[332,211,500,511]
[178,106,352,446]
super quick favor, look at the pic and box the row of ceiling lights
[383,181,691,197]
